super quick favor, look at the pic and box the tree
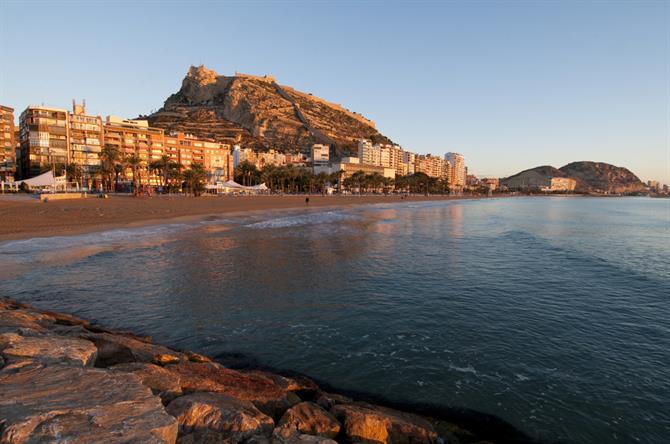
[182,163,208,196]
[100,145,121,192]
[234,160,260,186]
[124,154,143,195]
[148,155,172,189]
[66,163,83,189]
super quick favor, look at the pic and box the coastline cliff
[0,298,535,444]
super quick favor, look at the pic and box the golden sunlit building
[103,116,165,185]
[0,105,16,181]
[18,106,69,178]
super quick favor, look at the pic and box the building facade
[311,144,330,168]
[445,152,465,189]
[69,102,103,180]
[0,105,16,181]
[18,106,69,178]
[358,139,381,166]
[103,116,165,185]
[415,154,449,179]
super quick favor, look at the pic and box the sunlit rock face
[147,65,391,154]
[501,161,645,193]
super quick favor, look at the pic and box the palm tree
[182,163,208,196]
[100,145,121,192]
[124,154,143,195]
[65,163,83,189]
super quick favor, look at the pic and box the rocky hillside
[0,298,535,443]
[499,165,566,190]
[501,161,645,193]
[146,66,391,154]
[559,161,645,194]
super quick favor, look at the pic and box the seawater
[1,197,668,443]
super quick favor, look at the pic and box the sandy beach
[0,194,470,241]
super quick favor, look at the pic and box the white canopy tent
[1,171,67,193]
[205,180,269,194]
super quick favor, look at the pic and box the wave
[245,211,359,229]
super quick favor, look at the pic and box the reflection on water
[0,197,669,444]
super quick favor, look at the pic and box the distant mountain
[501,161,645,194]
[145,65,392,154]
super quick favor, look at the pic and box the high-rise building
[445,152,465,189]
[0,105,16,181]
[103,116,165,185]
[311,144,330,168]
[403,151,416,175]
[415,154,449,179]
[18,106,69,178]
[68,101,104,180]
[358,139,381,166]
[164,132,233,181]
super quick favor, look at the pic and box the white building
[358,139,381,166]
[311,144,330,167]
[445,152,465,189]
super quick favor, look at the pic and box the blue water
[1,197,668,443]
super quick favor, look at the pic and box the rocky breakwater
[0,298,530,444]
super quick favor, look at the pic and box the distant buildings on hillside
[2,100,473,192]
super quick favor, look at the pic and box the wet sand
[0,194,471,241]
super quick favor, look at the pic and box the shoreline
[0,194,481,242]
[0,297,538,444]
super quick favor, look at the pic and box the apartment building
[358,139,381,166]
[103,116,164,185]
[445,152,466,189]
[415,154,449,179]
[0,105,16,181]
[311,144,330,168]
[18,106,69,178]
[68,101,103,178]
[403,151,416,175]
[165,132,233,181]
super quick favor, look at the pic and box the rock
[277,402,340,439]
[0,364,178,443]
[78,331,184,366]
[247,429,338,444]
[186,350,213,363]
[166,361,300,419]
[331,404,437,444]
[111,362,183,403]
[147,66,387,154]
[316,391,353,411]
[166,392,274,443]
[0,309,48,333]
[0,332,97,366]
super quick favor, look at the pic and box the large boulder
[78,331,184,366]
[0,364,178,443]
[277,402,340,439]
[315,392,353,411]
[111,362,183,403]
[166,361,300,419]
[0,332,97,366]
[248,428,338,444]
[166,392,274,443]
[0,309,48,333]
[331,404,437,444]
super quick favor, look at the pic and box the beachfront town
[2,102,668,196]
[0,102,480,195]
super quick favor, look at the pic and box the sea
[0,196,668,443]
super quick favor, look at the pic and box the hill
[501,161,645,194]
[145,66,392,154]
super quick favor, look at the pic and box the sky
[1,0,668,183]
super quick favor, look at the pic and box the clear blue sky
[1,1,668,183]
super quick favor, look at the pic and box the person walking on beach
[305,197,310,205]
